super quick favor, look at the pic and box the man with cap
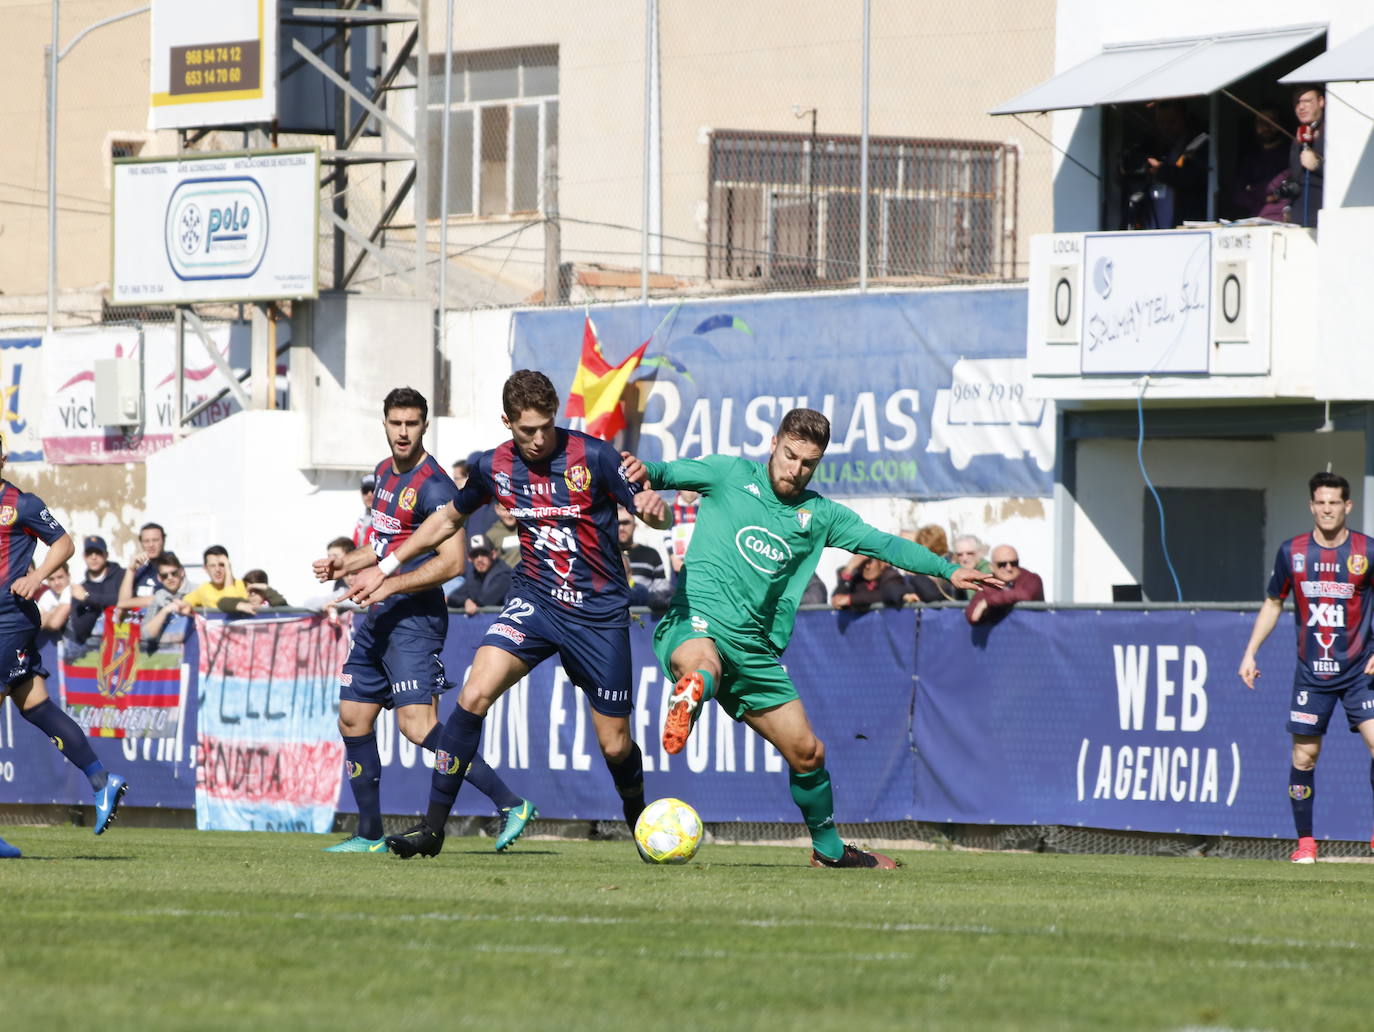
[445,533,513,615]
[68,534,125,644]
[352,474,377,549]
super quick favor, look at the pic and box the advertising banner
[912,608,1373,841]
[112,149,318,305]
[149,0,277,130]
[194,615,347,833]
[0,337,44,462]
[41,324,250,464]
[511,290,1053,499]
[1080,231,1212,374]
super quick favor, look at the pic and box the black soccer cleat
[386,821,445,859]
[809,844,898,869]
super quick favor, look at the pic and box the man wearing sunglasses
[965,545,1043,625]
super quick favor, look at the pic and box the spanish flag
[566,316,649,440]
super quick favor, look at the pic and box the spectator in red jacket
[966,544,1044,624]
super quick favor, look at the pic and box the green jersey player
[626,408,1001,868]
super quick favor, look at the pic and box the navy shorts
[482,596,633,717]
[0,623,46,690]
[1287,677,1374,735]
[340,601,449,710]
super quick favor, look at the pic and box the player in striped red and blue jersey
[0,448,128,852]
[313,388,535,854]
[343,370,672,859]
[1240,471,1374,863]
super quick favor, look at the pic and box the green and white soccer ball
[634,797,703,864]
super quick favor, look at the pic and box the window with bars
[426,46,558,218]
[707,130,1018,284]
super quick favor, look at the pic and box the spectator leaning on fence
[965,544,1044,624]
[218,568,289,616]
[37,562,72,635]
[68,535,125,644]
[903,525,958,602]
[950,533,993,601]
[182,545,246,609]
[140,552,191,648]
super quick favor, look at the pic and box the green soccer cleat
[323,835,388,853]
[495,799,538,852]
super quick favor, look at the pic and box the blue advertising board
[510,289,1052,499]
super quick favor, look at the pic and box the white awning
[1281,24,1374,83]
[990,23,1326,115]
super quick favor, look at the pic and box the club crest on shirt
[797,509,812,531]
[1350,554,1368,576]
[398,487,418,511]
[564,464,592,492]
[1292,552,1305,574]
[0,506,16,526]
[494,470,513,496]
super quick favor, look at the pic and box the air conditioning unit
[94,358,141,426]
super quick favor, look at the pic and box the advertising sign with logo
[512,290,1053,499]
[149,0,276,130]
[41,324,258,464]
[1080,231,1212,375]
[112,149,318,305]
[0,336,45,462]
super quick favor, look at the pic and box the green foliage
[1,827,1372,1031]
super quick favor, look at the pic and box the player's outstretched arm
[349,532,465,607]
[312,542,379,583]
[1238,596,1283,689]
[635,489,673,531]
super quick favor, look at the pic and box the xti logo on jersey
[455,428,642,626]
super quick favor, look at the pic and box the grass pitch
[2,826,1372,1031]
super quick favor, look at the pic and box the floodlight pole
[45,1,150,331]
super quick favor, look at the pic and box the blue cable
[1137,390,1182,602]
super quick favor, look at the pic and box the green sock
[697,669,717,701]
[789,767,844,860]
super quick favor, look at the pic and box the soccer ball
[634,797,703,864]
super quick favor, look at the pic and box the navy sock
[426,705,484,830]
[424,721,521,810]
[23,699,106,790]
[342,732,383,840]
[606,740,646,830]
[1290,765,1315,838]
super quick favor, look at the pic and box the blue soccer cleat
[323,835,388,853]
[495,799,538,852]
[0,835,20,859]
[93,773,128,835]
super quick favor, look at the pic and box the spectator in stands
[183,545,246,610]
[903,525,957,602]
[450,459,470,488]
[1283,86,1324,227]
[965,544,1044,624]
[617,505,672,611]
[832,555,908,613]
[67,535,125,643]
[950,533,993,601]
[219,569,289,617]
[447,533,512,614]
[353,474,376,549]
[1143,99,1209,227]
[489,502,521,568]
[117,521,168,611]
[668,489,701,573]
[140,552,191,649]
[1229,105,1290,220]
[304,539,364,619]
[37,562,72,636]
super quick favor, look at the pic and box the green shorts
[651,606,798,720]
